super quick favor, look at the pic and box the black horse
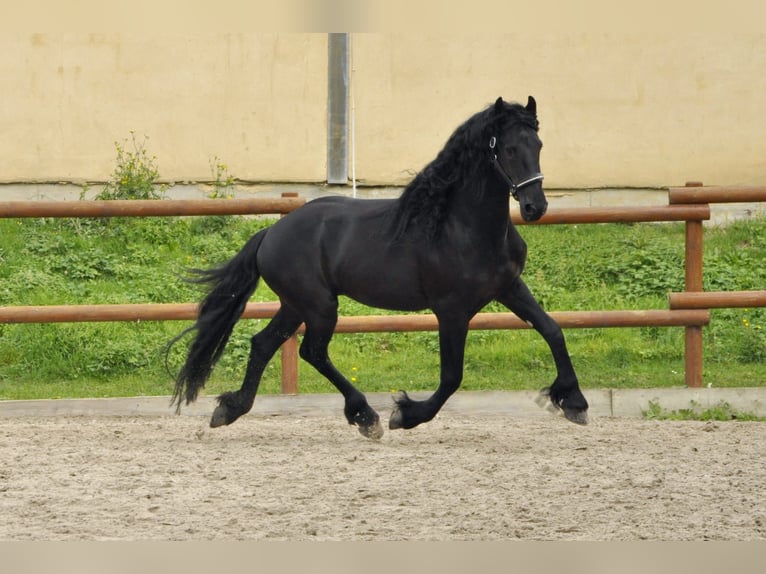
[172,96,588,439]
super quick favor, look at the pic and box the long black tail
[171,228,268,411]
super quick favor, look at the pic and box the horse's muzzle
[520,199,548,222]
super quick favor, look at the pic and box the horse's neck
[449,179,512,239]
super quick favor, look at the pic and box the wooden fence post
[279,191,300,394]
[683,181,705,387]
[280,334,300,394]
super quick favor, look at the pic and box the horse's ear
[494,97,504,113]
[526,95,537,116]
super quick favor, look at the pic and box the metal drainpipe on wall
[327,33,350,187]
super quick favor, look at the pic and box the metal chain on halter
[489,136,544,199]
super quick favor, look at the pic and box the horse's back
[256,196,429,311]
[262,196,394,246]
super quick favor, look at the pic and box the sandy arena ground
[1,408,764,541]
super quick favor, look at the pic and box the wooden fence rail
[668,185,766,205]
[510,204,710,225]
[669,290,766,310]
[0,303,709,331]
[1,183,765,393]
[0,197,303,218]
[0,302,282,324]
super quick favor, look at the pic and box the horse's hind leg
[299,311,383,440]
[210,306,302,428]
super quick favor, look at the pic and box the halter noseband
[489,136,544,199]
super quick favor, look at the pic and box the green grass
[642,400,766,421]
[1,213,765,401]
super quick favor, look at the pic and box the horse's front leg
[497,277,589,425]
[389,315,469,430]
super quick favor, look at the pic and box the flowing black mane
[390,98,539,240]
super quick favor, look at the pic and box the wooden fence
[1,184,765,393]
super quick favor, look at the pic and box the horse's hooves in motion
[536,387,589,425]
[355,415,383,440]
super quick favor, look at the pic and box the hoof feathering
[535,388,558,413]
[388,391,409,430]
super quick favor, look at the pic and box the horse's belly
[338,270,429,312]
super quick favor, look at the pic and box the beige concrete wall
[0,33,328,183]
[351,33,766,188]
[2,33,765,189]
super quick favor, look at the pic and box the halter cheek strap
[489,136,544,199]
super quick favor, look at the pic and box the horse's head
[489,96,547,222]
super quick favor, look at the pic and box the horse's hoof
[563,408,589,426]
[358,419,384,440]
[389,391,409,429]
[536,388,588,425]
[209,404,229,428]
[389,406,404,430]
[352,410,383,440]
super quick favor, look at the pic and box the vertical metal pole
[279,192,300,394]
[683,182,705,388]
[327,33,349,184]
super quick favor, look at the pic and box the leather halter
[489,136,544,199]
